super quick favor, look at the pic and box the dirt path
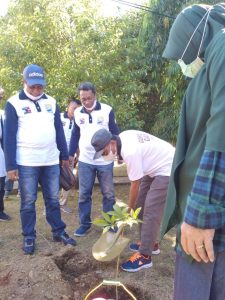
[0,184,175,300]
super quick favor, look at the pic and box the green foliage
[0,0,148,130]
[0,0,78,98]
[138,0,217,140]
[92,202,142,233]
[151,61,188,142]
[0,0,218,138]
[136,0,191,139]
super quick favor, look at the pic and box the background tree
[0,0,146,130]
[139,0,216,141]
[0,0,217,139]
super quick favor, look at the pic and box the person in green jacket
[161,3,225,299]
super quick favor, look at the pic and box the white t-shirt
[119,130,175,181]
[0,110,6,177]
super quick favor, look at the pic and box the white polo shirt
[8,94,60,166]
[74,103,113,165]
[120,130,175,181]
[61,112,73,150]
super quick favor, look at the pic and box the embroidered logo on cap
[28,72,44,78]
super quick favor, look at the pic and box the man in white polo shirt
[60,98,81,213]
[91,128,175,272]
[69,82,120,237]
[4,64,76,254]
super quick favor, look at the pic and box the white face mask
[178,8,210,78]
[24,88,44,101]
[83,100,96,111]
[178,57,205,78]
[103,146,117,161]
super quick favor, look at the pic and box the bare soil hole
[54,248,142,299]
[87,285,141,300]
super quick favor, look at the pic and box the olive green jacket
[161,4,225,246]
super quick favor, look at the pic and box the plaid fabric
[184,150,225,252]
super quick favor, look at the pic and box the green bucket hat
[163,3,225,64]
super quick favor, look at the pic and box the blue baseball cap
[23,64,46,86]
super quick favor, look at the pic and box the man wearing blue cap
[4,64,76,254]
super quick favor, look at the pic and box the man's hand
[69,156,74,167]
[7,170,19,181]
[181,222,215,263]
[74,155,79,168]
[61,160,69,167]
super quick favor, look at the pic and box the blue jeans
[78,161,115,227]
[18,165,66,239]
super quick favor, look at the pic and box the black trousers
[0,176,6,212]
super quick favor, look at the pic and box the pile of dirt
[54,248,142,300]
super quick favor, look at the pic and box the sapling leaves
[92,203,142,232]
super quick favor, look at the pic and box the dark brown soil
[0,184,175,300]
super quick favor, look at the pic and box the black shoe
[23,238,35,255]
[0,211,11,221]
[53,232,77,246]
[74,225,91,237]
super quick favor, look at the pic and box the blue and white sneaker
[121,252,152,272]
[74,226,91,237]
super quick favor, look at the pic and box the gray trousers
[136,175,169,256]
[174,251,225,300]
